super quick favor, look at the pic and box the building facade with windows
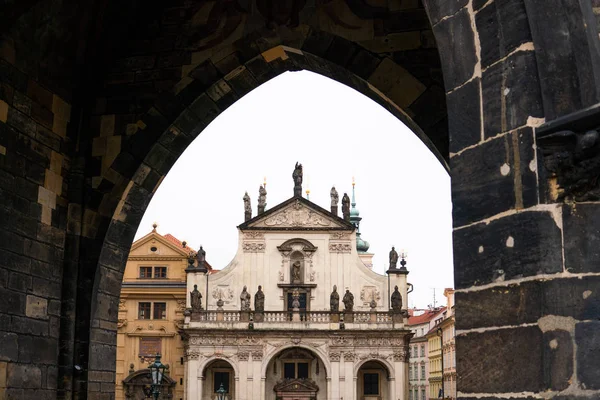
[426,289,456,400]
[408,309,444,400]
[182,176,412,400]
[115,226,213,400]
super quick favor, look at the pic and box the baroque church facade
[181,165,412,400]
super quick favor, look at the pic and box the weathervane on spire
[292,162,303,197]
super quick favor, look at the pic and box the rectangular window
[213,371,230,393]
[421,388,426,400]
[153,302,166,319]
[139,266,152,278]
[284,363,295,379]
[421,345,425,357]
[363,373,379,395]
[138,302,151,319]
[297,363,309,379]
[409,365,412,379]
[154,266,167,279]
[421,365,425,379]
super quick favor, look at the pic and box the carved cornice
[129,256,186,261]
[537,103,600,201]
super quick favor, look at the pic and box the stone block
[476,0,532,69]
[482,51,543,137]
[7,108,37,138]
[7,363,41,389]
[576,321,600,389]
[0,60,27,92]
[451,129,537,226]
[543,330,572,391]
[368,58,426,108]
[206,79,239,110]
[543,277,600,320]
[51,95,70,122]
[25,295,47,320]
[0,332,18,361]
[11,316,47,336]
[26,80,53,111]
[31,102,53,129]
[188,93,221,129]
[563,203,600,273]
[0,99,8,122]
[0,288,25,315]
[433,8,477,91]
[424,0,468,25]
[448,77,481,153]
[347,49,380,81]
[8,272,31,292]
[225,66,259,98]
[457,326,543,392]
[88,343,116,371]
[13,91,31,115]
[454,211,562,289]
[43,169,63,195]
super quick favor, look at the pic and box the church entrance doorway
[265,348,327,400]
[356,360,391,400]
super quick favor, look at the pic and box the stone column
[330,353,341,400]
[186,356,200,400]
[343,353,355,400]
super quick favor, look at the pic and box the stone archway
[0,1,599,400]
[355,360,392,400]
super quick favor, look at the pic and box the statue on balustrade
[391,285,403,312]
[254,285,265,312]
[240,286,251,311]
[243,191,252,221]
[330,285,339,312]
[190,284,203,312]
[342,289,354,312]
[293,162,303,196]
[257,185,267,214]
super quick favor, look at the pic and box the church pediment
[273,378,319,393]
[240,197,354,230]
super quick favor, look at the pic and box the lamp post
[437,327,444,399]
[148,353,166,400]
[216,382,227,400]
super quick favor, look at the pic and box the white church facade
[181,165,412,400]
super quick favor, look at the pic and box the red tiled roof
[408,308,446,326]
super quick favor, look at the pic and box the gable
[130,233,191,257]
[244,198,353,230]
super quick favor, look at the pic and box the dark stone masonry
[0,0,599,399]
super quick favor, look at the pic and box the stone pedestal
[330,313,339,323]
[254,312,264,322]
[240,311,250,322]
[343,312,353,323]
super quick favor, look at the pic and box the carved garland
[329,243,352,253]
[243,242,266,252]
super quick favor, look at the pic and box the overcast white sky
[134,71,453,309]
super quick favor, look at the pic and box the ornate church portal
[182,165,411,399]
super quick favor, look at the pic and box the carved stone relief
[243,231,264,239]
[119,299,127,310]
[243,242,266,252]
[329,352,341,362]
[237,351,250,361]
[329,243,352,253]
[260,200,333,227]
[330,232,349,240]
[212,286,234,303]
[360,286,381,305]
[251,351,263,361]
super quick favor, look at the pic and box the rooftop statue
[293,162,303,197]
[341,193,350,221]
[243,191,252,218]
[330,186,339,215]
[330,285,339,312]
[389,247,399,269]
[257,185,267,214]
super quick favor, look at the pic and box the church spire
[349,178,370,253]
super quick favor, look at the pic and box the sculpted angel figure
[291,261,302,283]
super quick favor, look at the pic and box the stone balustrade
[186,310,405,330]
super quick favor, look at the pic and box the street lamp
[216,382,227,400]
[148,353,166,400]
[437,327,444,399]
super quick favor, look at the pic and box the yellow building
[426,288,456,400]
[115,225,210,400]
